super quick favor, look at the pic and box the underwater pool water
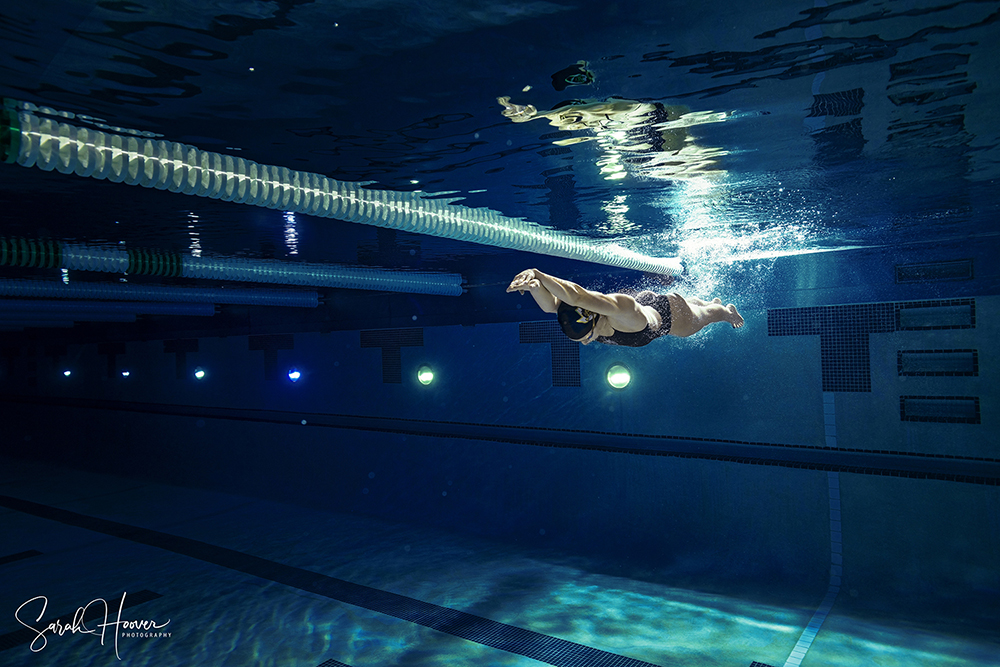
[0,1,998,666]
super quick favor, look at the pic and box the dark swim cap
[557,302,600,340]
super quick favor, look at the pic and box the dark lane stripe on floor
[0,549,42,566]
[0,494,668,667]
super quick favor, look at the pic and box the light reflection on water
[498,96,731,183]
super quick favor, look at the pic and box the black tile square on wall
[360,328,424,348]
[361,328,424,384]
[821,333,871,392]
[520,321,582,387]
[550,339,581,387]
[163,338,198,379]
[518,320,564,345]
[249,334,294,381]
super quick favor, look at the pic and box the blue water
[0,1,998,666]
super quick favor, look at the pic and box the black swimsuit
[597,292,673,347]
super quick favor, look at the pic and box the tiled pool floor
[0,456,995,667]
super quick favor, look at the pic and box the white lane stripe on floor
[783,392,842,667]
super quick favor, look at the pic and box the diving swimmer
[507,269,743,346]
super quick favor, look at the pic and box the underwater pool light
[120,370,130,378]
[417,366,434,385]
[62,369,71,378]
[287,368,302,382]
[193,366,207,381]
[606,364,631,389]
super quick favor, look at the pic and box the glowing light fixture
[193,366,207,380]
[121,370,130,378]
[62,369,71,377]
[287,368,302,382]
[606,364,631,389]
[417,366,434,385]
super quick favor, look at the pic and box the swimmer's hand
[507,269,540,294]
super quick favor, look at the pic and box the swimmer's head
[557,302,600,341]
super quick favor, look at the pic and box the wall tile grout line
[0,494,670,667]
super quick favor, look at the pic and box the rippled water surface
[2,0,997,281]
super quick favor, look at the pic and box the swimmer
[507,268,743,346]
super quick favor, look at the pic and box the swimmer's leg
[668,294,744,336]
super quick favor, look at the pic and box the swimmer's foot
[727,304,744,329]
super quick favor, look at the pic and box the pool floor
[0,456,995,667]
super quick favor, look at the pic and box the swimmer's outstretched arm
[507,269,655,330]
[507,268,600,311]
[507,268,558,313]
